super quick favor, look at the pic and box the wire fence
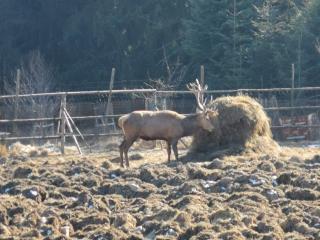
[1,86,320,152]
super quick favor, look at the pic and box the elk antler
[187,79,208,112]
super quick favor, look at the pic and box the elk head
[187,79,216,132]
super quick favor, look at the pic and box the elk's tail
[118,114,129,130]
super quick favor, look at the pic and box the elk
[118,80,216,167]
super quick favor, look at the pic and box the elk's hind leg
[119,140,126,167]
[124,138,136,167]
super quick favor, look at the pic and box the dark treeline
[0,0,319,92]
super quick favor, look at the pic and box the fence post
[106,68,115,115]
[291,63,295,118]
[13,69,21,135]
[60,94,67,154]
[105,68,116,131]
[154,90,158,110]
[200,65,205,87]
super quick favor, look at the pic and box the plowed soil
[0,144,320,239]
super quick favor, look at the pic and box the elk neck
[181,113,202,137]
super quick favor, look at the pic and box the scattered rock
[218,230,245,240]
[241,229,260,239]
[22,187,44,202]
[82,178,98,188]
[187,164,215,180]
[177,222,210,240]
[290,156,302,163]
[143,207,179,223]
[40,225,53,237]
[98,182,153,199]
[258,162,276,172]
[174,212,191,229]
[130,153,143,160]
[60,225,70,238]
[21,229,41,238]
[214,177,233,192]
[71,215,109,231]
[206,158,224,169]
[248,176,265,186]
[277,172,295,185]
[293,176,318,189]
[13,166,32,178]
[286,188,318,201]
[113,213,137,230]
[234,173,250,184]
[101,160,112,169]
[264,189,279,201]
[210,208,240,224]
[49,174,69,187]
[139,168,157,183]
[0,181,21,195]
[306,155,320,164]
[255,221,284,237]
[274,160,286,169]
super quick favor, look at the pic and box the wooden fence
[1,87,320,153]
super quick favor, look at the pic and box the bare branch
[162,45,172,78]
[3,49,59,120]
[187,79,208,112]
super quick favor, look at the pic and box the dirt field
[0,142,320,239]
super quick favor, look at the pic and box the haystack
[190,95,279,157]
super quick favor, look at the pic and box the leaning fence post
[60,94,67,154]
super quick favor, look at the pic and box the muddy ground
[0,142,319,239]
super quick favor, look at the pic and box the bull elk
[118,80,216,167]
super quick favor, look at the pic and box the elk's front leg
[172,140,179,161]
[166,141,171,162]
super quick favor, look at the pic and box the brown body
[118,110,215,167]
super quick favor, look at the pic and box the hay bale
[191,95,279,156]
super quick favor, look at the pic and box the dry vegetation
[0,142,319,239]
[0,145,8,158]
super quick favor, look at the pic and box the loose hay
[7,142,72,158]
[0,145,8,158]
[190,95,280,157]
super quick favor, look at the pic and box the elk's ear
[206,109,218,118]
[204,110,210,120]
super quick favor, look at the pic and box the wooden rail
[0,132,122,141]
[1,86,320,100]
[1,87,320,148]
[157,86,320,94]
[2,124,320,142]
[0,89,157,99]
[1,104,320,124]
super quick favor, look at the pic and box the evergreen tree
[252,0,309,88]
[294,0,320,87]
[183,0,256,89]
